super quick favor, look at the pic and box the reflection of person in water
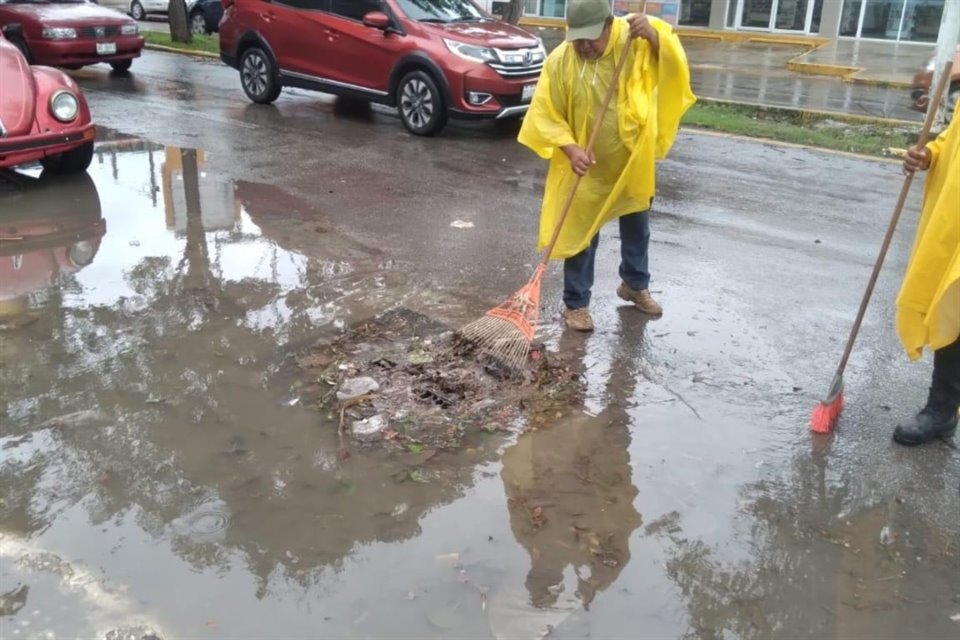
[501,309,647,610]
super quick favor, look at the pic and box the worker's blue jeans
[563,210,650,310]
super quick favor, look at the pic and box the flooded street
[1,52,958,639]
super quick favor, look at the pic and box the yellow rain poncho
[517,15,695,260]
[896,113,960,360]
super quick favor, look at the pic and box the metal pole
[933,0,960,128]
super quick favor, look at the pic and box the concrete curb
[144,43,219,59]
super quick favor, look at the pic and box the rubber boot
[893,379,960,446]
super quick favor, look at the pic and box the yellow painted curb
[144,43,219,59]
[787,60,858,77]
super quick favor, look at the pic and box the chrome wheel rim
[242,53,268,97]
[190,15,206,35]
[400,78,433,130]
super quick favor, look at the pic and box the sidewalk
[528,26,926,122]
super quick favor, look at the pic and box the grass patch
[681,101,915,157]
[142,31,219,55]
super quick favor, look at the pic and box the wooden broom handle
[834,64,953,376]
[539,1,646,268]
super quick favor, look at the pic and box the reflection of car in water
[0,172,105,315]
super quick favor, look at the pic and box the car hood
[420,20,540,49]
[1,2,133,25]
[0,38,36,138]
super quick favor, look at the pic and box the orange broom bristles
[810,391,843,433]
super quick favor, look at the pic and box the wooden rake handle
[833,64,953,377]
[538,2,645,268]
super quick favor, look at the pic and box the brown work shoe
[617,283,663,316]
[562,307,594,332]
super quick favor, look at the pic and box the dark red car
[0,26,96,173]
[218,0,544,136]
[0,0,144,72]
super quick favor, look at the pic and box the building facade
[484,0,948,43]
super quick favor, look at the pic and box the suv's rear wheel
[240,46,281,104]
[397,70,446,136]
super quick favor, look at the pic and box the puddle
[1,130,957,638]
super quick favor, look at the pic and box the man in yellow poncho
[518,0,695,332]
[893,111,960,446]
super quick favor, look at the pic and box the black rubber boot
[892,394,959,446]
[894,340,960,446]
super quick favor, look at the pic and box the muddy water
[1,134,958,639]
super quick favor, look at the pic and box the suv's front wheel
[240,46,282,105]
[397,70,447,136]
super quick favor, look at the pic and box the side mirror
[362,11,390,31]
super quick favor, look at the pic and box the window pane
[728,0,738,27]
[859,0,904,40]
[679,0,711,26]
[330,0,382,21]
[839,0,863,35]
[901,0,944,42]
[542,0,565,18]
[775,0,809,30]
[741,0,773,28]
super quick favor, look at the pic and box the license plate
[96,42,117,55]
[522,83,536,103]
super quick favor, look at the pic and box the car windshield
[394,0,487,23]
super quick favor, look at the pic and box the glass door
[736,0,819,32]
[739,0,775,28]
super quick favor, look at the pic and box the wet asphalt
[0,51,957,638]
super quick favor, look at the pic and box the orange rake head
[458,265,546,374]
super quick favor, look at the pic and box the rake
[458,10,638,374]
[810,65,953,434]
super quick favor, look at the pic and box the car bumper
[28,36,145,67]
[448,66,538,120]
[0,124,96,170]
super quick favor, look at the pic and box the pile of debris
[291,308,583,452]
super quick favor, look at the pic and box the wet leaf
[408,443,424,454]
[530,506,546,528]
[409,469,429,483]
[384,429,399,440]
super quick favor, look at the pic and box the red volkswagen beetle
[0,0,144,72]
[0,26,95,173]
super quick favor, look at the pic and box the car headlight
[69,241,95,267]
[121,23,139,35]
[42,27,77,39]
[50,91,79,122]
[444,38,498,64]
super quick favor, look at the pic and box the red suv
[218,0,545,136]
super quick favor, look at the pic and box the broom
[810,65,953,434]
[459,6,641,374]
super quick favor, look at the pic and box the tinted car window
[276,0,328,9]
[330,0,381,21]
